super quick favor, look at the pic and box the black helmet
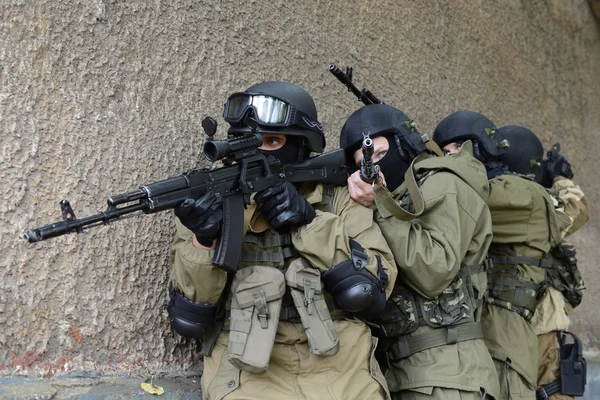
[340,104,426,163]
[433,111,506,161]
[339,104,427,191]
[496,125,544,183]
[224,81,325,153]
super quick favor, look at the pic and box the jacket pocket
[204,341,241,400]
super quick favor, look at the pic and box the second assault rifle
[329,64,382,184]
[546,142,574,180]
[23,117,348,273]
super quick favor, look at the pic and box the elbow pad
[321,240,388,320]
[167,286,217,338]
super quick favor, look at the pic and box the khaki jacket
[531,177,590,335]
[170,182,397,304]
[482,173,572,388]
[552,177,590,236]
[373,143,499,396]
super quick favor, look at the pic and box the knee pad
[322,240,388,320]
[167,286,217,338]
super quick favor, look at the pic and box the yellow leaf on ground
[141,382,165,395]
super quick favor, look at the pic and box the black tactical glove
[255,181,316,233]
[175,192,223,246]
[541,156,574,188]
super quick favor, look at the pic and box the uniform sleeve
[170,218,227,304]
[291,187,398,299]
[375,172,488,299]
[552,177,590,236]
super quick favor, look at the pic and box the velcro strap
[253,291,269,329]
[349,239,368,270]
[491,255,558,268]
[389,322,484,361]
[243,232,292,247]
[536,379,562,400]
[489,276,540,290]
[240,250,284,264]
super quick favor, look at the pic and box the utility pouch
[227,266,285,374]
[558,330,586,396]
[420,271,475,328]
[552,243,585,308]
[285,258,339,356]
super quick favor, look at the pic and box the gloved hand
[542,156,574,188]
[175,192,223,246]
[255,181,316,233]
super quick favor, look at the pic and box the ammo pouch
[541,243,585,309]
[488,252,559,321]
[285,258,339,357]
[227,265,285,374]
[536,331,587,399]
[378,262,485,361]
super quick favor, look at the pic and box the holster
[227,265,285,374]
[285,258,339,356]
[536,330,587,400]
[559,330,586,396]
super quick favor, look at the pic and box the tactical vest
[486,244,557,321]
[201,185,350,356]
[486,173,573,321]
[223,225,350,326]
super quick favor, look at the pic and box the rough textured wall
[1,0,599,377]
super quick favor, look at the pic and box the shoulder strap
[374,154,426,221]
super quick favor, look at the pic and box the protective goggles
[223,93,324,134]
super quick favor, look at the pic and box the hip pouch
[559,330,586,396]
[285,258,339,356]
[227,265,285,374]
[419,268,476,328]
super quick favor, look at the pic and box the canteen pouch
[559,331,586,396]
[285,258,339,356]
[227,266,285,374]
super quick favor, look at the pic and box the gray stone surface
[0,373,202,399]
[1,0,599,378]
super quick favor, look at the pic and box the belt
[388,321,485,361]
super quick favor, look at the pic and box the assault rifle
[328,64,383,106]
[23,117,348,273]
[329,64,382,183]
[360,134,380,184]
[546,142,574,179]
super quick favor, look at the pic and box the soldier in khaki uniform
[167,82,397,400]
[339,104,500,399]
[433,113,573,400]
[495,126,589,400]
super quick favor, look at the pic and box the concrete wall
[1,0,599,377]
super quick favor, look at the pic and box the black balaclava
[260,135,305,166]
[375,136,409,192]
